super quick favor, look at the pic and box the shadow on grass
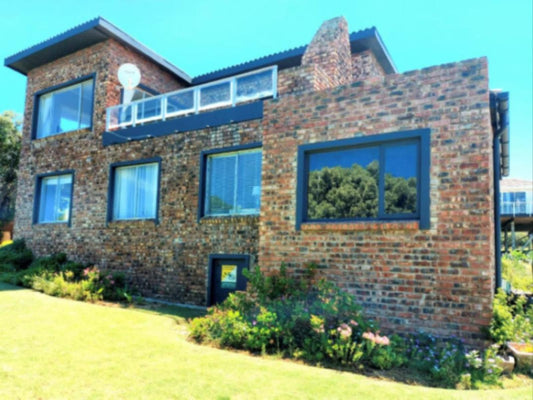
[124,301,207,322]
[0,282,24,291]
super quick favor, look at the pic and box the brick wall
[259,57,494,342]
[14,19,497,341]
[14,38,261,304]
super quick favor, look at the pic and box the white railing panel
[106,66,277,131]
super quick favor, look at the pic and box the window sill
[300,220,420,232]
[33,221,70,226]
[32,127,92,142]
[199,215,259,225]
[107,218,159,227]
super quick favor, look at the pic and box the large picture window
[297,129,430,229]
[34,77,94,139]
[35,173,73,224]
[110,160,160,221]
[201,145,262,217]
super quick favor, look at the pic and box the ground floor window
[35,172,73,224]
[109,159,160,221]
[296,129,430,229]
[200,144,262,218]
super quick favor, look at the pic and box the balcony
[106,66,277,131]
[501,201,533,217]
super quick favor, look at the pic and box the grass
[0,282,531,399]
[502,255,533,292]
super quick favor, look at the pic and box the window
[35,172,73,224]
[200,145,262,218]
[297,129,430,229]
[34,76,94,139]
[109,159,160,221]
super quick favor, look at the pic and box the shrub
[489,289,533,344]
[190,264,401,371]
[0,240,133,304]
[0,239,33,271]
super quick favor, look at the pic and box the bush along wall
[190,264,533,389]
[0,239,133,302]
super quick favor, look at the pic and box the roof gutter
[490,91,510,291]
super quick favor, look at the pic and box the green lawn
[0,282,530,400]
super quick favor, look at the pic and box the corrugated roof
[193,26,397,84]
[4,17,191,83]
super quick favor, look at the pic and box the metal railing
[501,201,533,216]
[106,66,277,131]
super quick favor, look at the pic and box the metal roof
[5,18,396,86]
[4,17,192,83]
[193,27,397,85]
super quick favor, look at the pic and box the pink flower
[349,319,358,327]
[362,331,375,341]
[337,323,352,340]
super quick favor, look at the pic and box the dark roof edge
[351,27,397,75]
[193,27,397,85]
[96,18,191,83]
[4,17,192,83]
[192,45,307,85]
[4,17,101,71]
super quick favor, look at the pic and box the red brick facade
[13,17,496,341]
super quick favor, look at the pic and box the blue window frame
[34,170,75,225]
[32,74,96,139]
[107,157,162,223]
[198,143,262,220]
[296,129,430,229]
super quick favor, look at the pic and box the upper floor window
[109,159,161,222]
[200,145,262,218]
[296,129,430,229]
[34,77,94,139]
[35,172,74,224]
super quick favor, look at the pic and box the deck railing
[501,201,533,216]
[106,66,277,131]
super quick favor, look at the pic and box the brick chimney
[302,16,353,90]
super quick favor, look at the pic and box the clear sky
[1,0,531,180]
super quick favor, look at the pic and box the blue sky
[1,0,531,180]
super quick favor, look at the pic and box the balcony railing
[106,66,277,131]
[501,201,533,216]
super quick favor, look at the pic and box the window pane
[80,81,93,128]
[206,155,236,215]
[236,151,261,211]
[54,85,82,133]
[36,79,93,138]
[384,143,418,215]
[37,93,54,139]
[113,167,136,220]
[113,163,158,220]
[136,164,158,218]
[200,82,231,108]
[38,174,72,223]
[57,175,72,222]
[236,70,273,101]
[307,147,379,219]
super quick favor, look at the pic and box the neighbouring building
[5,16,510,341]
[500,178,533,252]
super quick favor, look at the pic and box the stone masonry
[13,17,495,341]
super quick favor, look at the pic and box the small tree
[0,111,22,228]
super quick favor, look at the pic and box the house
[500,178,533,252]
[5,16,509,341]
